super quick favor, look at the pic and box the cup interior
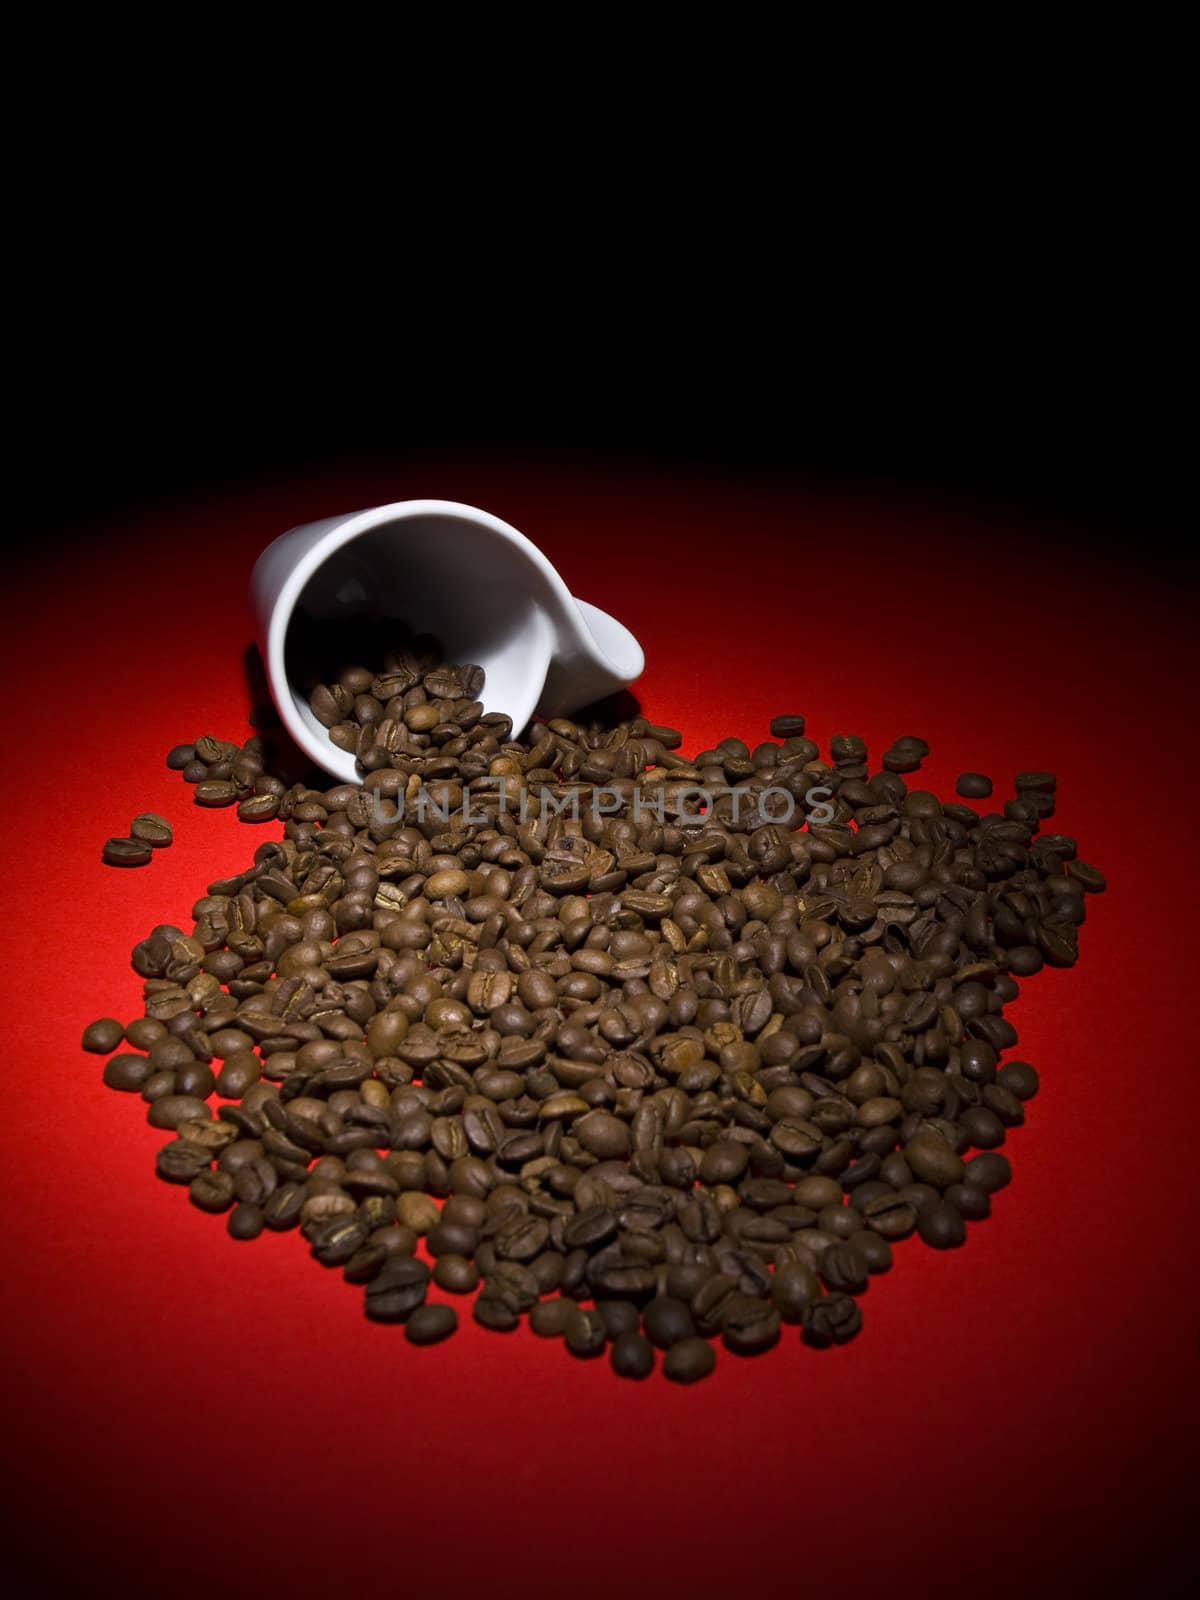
[283,510,552,752]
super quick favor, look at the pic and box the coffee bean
[564,1308,607,1357]
[916,1202,967,1250]
[130,813,173,847]
[156,1140,212,1183]
[643,1296,696,1349]
[82,1018,124,1053]
[189,1170,236,1213]
[311,1216,369,1266]
[802,1293,862,1347]
[772,1262,821,1322]
[964,1152,1012,1193]
[474,1295,519,1332]
[433,1255,480,1294]
[610,1331,655,1379]
[238,794,281,823]
[699,1140,749,1185]
[263,1182,306,1229]
[124,1018,166,1050]
[396,1192,441,1235]
[769,714,806,738]
[663,1337,717,1383]
[364,1257,429,1322]
[216,1051,261,1099]
[946,1183,992,1221]
[721,1296,781,1355]
[428,1220,482,1258]
[405,1304,458,1345]
[529,1297,574,1338]
[166,744,196,769]
[103,837,152,867]
[228,1203,265,1240]
[904,1132,966,1189]
[820,1243,869,1294]
[997,1061,1040,1100]
[861,1193,918,1241]
[596,1301,640,1338]
[104,1053,153,1092]
[1067,859,1106,893]
[194,780,239,808]
[956,773,993,798]
[147,1095,212,1130]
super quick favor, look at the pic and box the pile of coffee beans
[84,641,1104,1382]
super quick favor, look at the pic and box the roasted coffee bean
[997,1061,1040,1100]
[955,773,993,798]
[147,1095,212,1130]
[189,1170,236,1212]
[861,1193,918,1241]
[405,1304,458,1345]
[772,1262,821,1322]
[263,1182,306,1229]
[311,1216,369,1266]
[964,1152,1012,1193]
[343,1243,389,1283]
[959,1106,1007,1149]
[849,1229,893,1274]
[611,1331,656,1379]
[428,1220,482,1258]
[643,1296,696,1349]
[564,1308,607,1358]
[916,1201,967,1250]
[103,1053,153,1092]
[216,1051,261,1099]
[904,1132,966,1190]
[529,1297,575,1338]
[1067,859,1106,893]
[946,1183,992,1221]
[364,1257,429,1323]
[194,780,240,808]
[699,1140,749,1185]
[663,1337,717,1383]
[433,1255,480,1294]
[596,1301,641,1338]
[238,794,281,823]
[131,813,173,847]
[83,1018,124,1053]
[802,1292,862,1347]
[103,836,152,867]
[721,1296,781,1355]
[156,1140,212,1183]
[234,1158,278,1206]
[228,1203,265,1240]
[820,1243,869,1294]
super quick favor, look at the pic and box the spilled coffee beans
[85,630,1105,1383]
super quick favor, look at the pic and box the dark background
[15,233,1187,545]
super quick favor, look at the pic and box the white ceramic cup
[250,498,645,783]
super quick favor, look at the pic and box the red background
[1,456,1195,1595]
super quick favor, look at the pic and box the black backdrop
[13,245,1186,553]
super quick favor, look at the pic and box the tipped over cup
[250,498,645,783]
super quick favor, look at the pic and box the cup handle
[537,597,645,716]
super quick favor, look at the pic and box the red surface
[1,457,1195,1595]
